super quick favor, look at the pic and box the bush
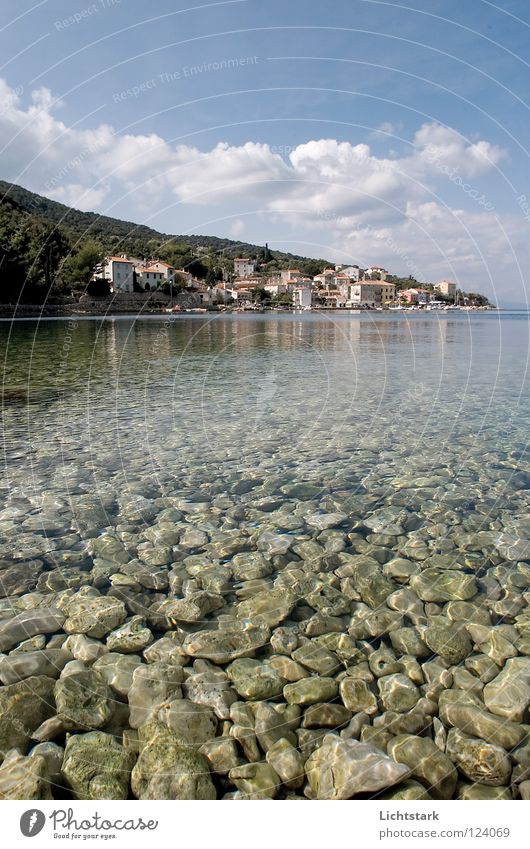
[87,277,111,297]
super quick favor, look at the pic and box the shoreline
[0,304,501,319]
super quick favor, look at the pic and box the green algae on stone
[236,587,296,627]
[302,702,352,729]
[64,595,127,639]
[377,674,421,713]
[128,662,183,728]
[106,616,153,653]
[62,731,135,799]
[379,779,432,800]
[0,675,56,759]
[132,720,216,799]
[340,678,378,715]
[457,782,513,800]
[0,750,52,800]
[227,658,285,700]
[439,689,526,749]
[55,667,113,731]
[157,699,217,744]
[422,620,473,664]
[228,762,281,799]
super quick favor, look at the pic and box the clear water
[1,311,530,800]
[1,312,529,515]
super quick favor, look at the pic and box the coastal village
[92,253,486,312]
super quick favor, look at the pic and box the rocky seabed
[0,448,530,801]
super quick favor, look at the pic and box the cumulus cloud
[46,183,110,211]
[0,78,524,300]
[414,122,506,178]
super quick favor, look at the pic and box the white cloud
[47,183,110,211]
[0,78,524,301]
[229,218,245,236]
[414,122,506,178]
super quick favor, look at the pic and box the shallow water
[0,311,530,800]
[2,312,529,509]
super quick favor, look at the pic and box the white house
[197,284,234,305]
[364,266,389,280]
[292,286,312,309]
[234,258,256,277]
[100,256,136,293]
[147,260,176,281]
[264,282,291,296]
[281,269,304,283]
[435,280,457,297]
[337,265,360,281]
[135,266,165,290]
[228,288,253,303]
[348,282,396,307]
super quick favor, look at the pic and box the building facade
[435,280,457,297]
[292,286,312,309]
[338,265,361,281]
[364,266,389,280]
[234,258,256,277]
[135,267,165,290]
[281,269,304,283]
[348,282,396,307]
[100,257,136,292]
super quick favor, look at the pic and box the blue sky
[1,0,529,303]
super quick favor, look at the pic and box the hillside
[0,179,264,255]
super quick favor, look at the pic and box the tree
[297,259,328,277]
[261,242,272,263]
[185,258,208,279]
[39,226,71,292]
[252,287,270,303]
[273,292,292,306]
[62,242,103,288]
[87,277,111,296]
[206,267,218,288]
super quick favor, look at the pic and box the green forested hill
[0,180,329,302]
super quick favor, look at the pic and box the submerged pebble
[0,314,529,800]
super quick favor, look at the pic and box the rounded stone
[423,621,473,664]
[378,674,420,713]
[387,734,457,800]
[283,677,338,705]
[55,667,113,731]
[446,727,511,786]
[62,731,135,799]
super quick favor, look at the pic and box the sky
[0,0,529,305]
